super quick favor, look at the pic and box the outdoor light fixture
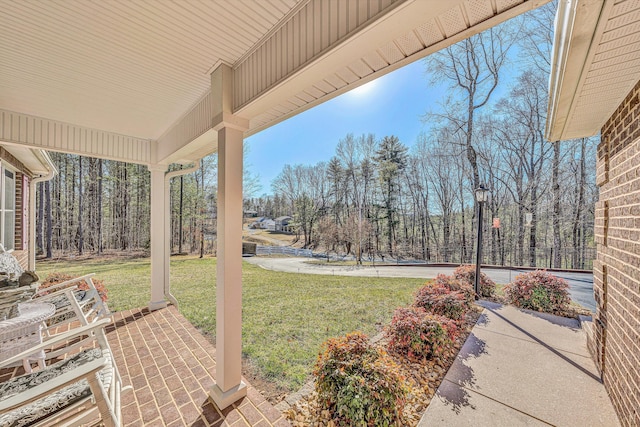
[474,185,489,298]
[475,185,489,204]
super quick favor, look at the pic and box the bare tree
[426,24,516,192]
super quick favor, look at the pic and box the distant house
[262,219,276,231]
[244,209,258,217]
[248,217,267,229]
[274,216,292,232]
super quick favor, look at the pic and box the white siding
[0,110,151,164]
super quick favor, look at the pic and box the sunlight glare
[348,79,379,98]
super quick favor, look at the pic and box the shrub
[314,332,406,427]
[503,270,570,313]
[386,307,458,361]
[433,274,475,304]
[40,272,108,302]
[414,283,471,320]
[453,265,495,297]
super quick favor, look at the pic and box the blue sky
[245,60,447,194]
[245,52,516,195]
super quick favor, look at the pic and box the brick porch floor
[106,306,291,427]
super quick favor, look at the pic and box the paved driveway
[244,257,596,312]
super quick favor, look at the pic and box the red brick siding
[595,79,640,427]
[0,148,31,270]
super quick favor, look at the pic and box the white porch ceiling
[1,0,549,165]
[547,0,640,141]
[0,0,298,141]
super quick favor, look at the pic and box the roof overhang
[546,0,640,141]
[1,143,56,177]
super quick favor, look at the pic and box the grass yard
[37,255,426,392]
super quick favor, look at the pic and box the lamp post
[474,185,489,298]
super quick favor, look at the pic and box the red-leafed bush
[433,274,475,304]
[40,272,108,302]
[414,283,471,320]
[314,332,406,427]
[386,307,458,361]
[453,265,496,298]
[504,270,570,313]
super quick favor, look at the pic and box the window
[1,165,15,251]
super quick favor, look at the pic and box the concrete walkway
[419,301,619,426]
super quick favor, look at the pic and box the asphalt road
[244,257,596,312]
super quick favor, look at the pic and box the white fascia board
[235,0,465,121]
[240,0,549,137]
[546,0,607,141]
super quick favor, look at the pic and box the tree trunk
[179,174,184,253]
[78,156,84,255]
[386,184,393,256]
[552,141,562,268]
[97,159,103,255]
[516,202,524,266]
[45,181,53,258]
[529,200,537,267]
[199,229,204,258]
[466,100,480,192]
[572,139,586,269]
[460,187,468,263]
[37,182,44,254]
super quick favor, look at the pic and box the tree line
[248,128,595,269]
[36,146,263,259]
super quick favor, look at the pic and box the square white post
[149,164,168,311]
[209,126,247,407]
[208,62,249,408]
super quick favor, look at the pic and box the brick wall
[593,79,640,427]
[0,147,31,270]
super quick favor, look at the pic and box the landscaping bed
[283,307,481,426]
[281,267,585,427]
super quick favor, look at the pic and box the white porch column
[209,63,249,409]
[149,164,168,311]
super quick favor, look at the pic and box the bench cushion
[0,348,106,427]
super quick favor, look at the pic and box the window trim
[0,162,16,252]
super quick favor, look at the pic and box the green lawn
[37,256,426,391]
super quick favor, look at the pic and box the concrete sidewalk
[419,301,620,426]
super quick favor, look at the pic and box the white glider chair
[1,273,111,371]
[0,318,128,427]
[33,273,111,334]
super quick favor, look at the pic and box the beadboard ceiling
[0,0,299,140]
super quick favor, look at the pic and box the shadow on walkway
[419,301,619,426]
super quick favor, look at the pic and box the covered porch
[0,0,552,411]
